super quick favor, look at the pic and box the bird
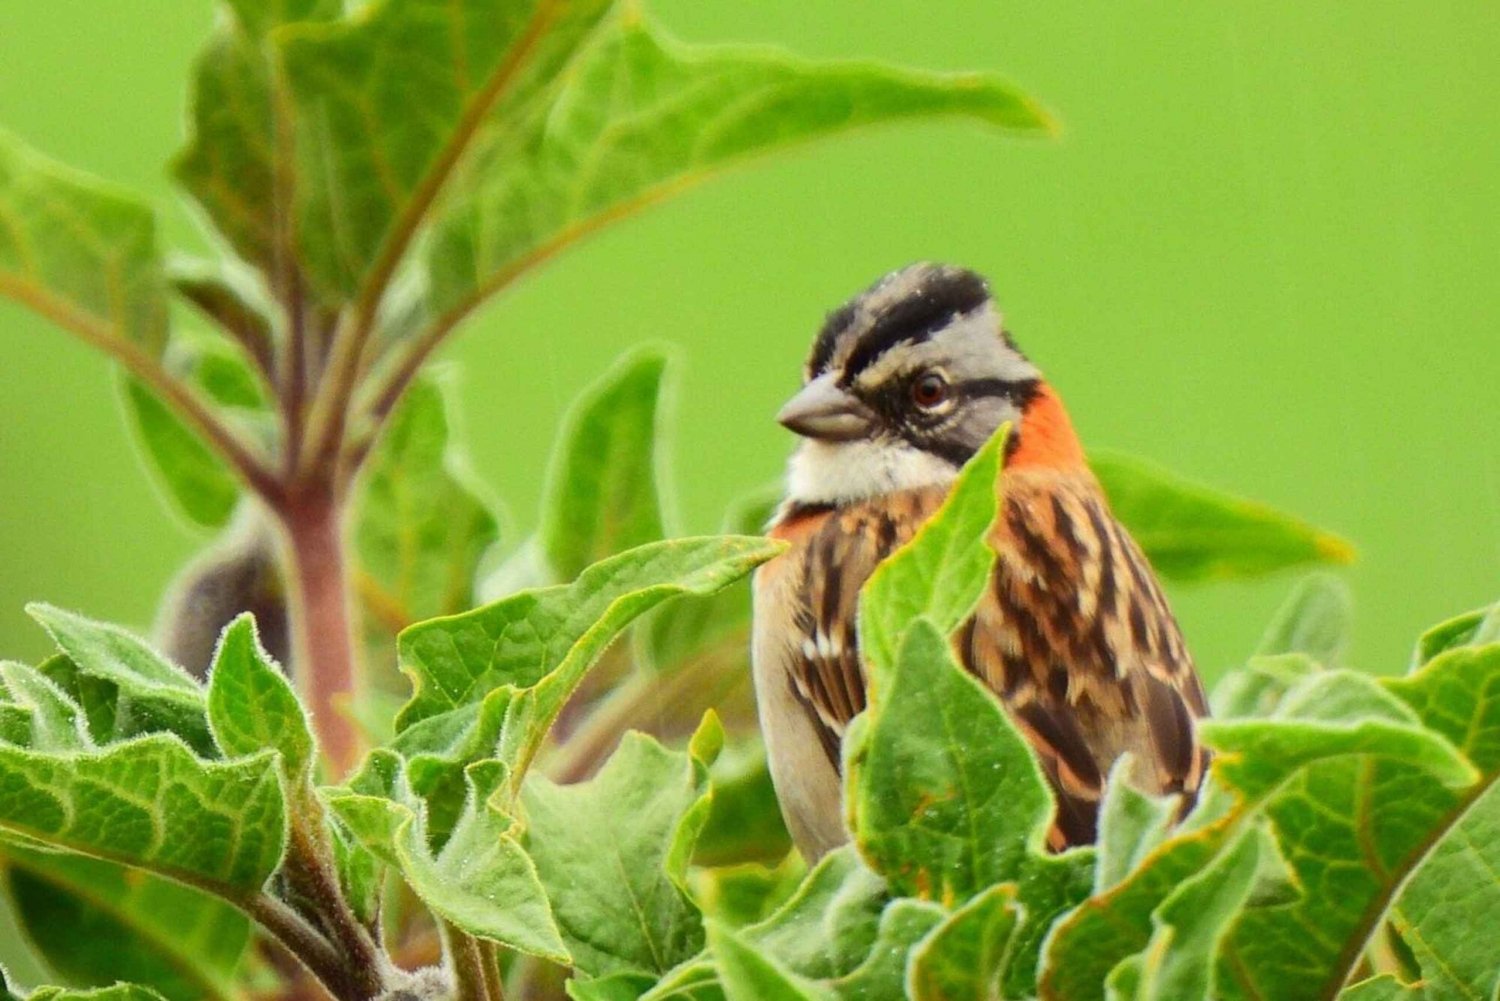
[751,262,1209,859]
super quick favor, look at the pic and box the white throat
[785,436,958,505]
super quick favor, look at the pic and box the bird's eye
[910,371,949,409]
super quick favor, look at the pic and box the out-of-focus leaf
[693,745,792,868]
[205,614,314,789]
[278,0,616,299]
[124,379,240,530]
[26,606,211,755]
[0,128,166,354]
[1090,450,1355,582]
[0,736,284,897]
[0,846,249,1001]
[1209,653,1320,719]
[691,855,804,930]
[906,884,1023,1001]
[424,18,1051,321]
[848,619,1093,996]
[1411,601,1498,667]
[523,733,710,978]
[355,373,498,668]
[326,752,566,962]
[858,425,1005,675]
[174,0,337,276]
[539,348,669,583]
[1255,572,1354,665]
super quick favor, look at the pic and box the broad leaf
[1209,653,1321,720]
[858,425,1006,675]
[709,922,828,1001]
[124,379,240,530]
[1255,572,1354,665]
[1090,450,1355,582]
[206,614,314,788]
[0,736,284,897]
[1,846,249,1001]
[26,606,211,755]
[906,884,1024,1001]
[355,373,499,665]
[423,18,1052,319]
[848,619,1093,996]
[523,732,710,978]
[174,0,338,276]
[326,751,567,961]
[538,348,669,582]
[1094,756,1180,893]
[693,744,792,868]
[828,900,944,999]
[0,129,166,354]
[26,987,171,1001]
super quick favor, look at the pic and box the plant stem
[440,921,502,1001]
[280,483,363,776]
[247,893,363,1001]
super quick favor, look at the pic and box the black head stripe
[809,301,859,376]
[840,268,990,382]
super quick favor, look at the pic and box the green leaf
[693,745,792,868]
[1209,653,1320,719]
[1338,975,1423,1001]
[0,664,89,752]
[123,379,240,530]
[173,0,337,276]
[906,884,1024,1001]
[26,606,212,756]
[26,987,171,1001]
[1104,828,1261,1001]
[0,845,249,1001]
[355,373,499,660]
[847,619,1093,996]
[857,425,1005,676]
[396,536,782,784]
[830,899,944,999]
[205,614,313,788]
[327,752,567,961]
[539,348,670,582]
[709,922,829,1001]
[424,17,1051,321]
[1411,603,1497,667]
[523,732,710,978]
[1094,756,1180,893]
[0,736,285,897]
[1255,572,1354,665]
[0,128,166,354]
[1090,450,1355,582]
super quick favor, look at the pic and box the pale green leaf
[1090,450,1355,582]
[26,606,211,755]
[539,348,669,582]
[26,986,171,1001]
[425,18,1051,320]
[857,425,1005,676]
[1095,756,1180,893]
[1209,653,1320,719]
[830,900,944,999]
[279,0,616,297]
[0,736,285,897]
[327,752,567,961]
[906,884,1023,1001]
[206,614,313,787]
[1255,572,1354,666]
[1338,975,1423,1001]
[709,922,829,1001]
[0,128,166,353]
[1412,603,1498,667]
[0,845,249,1001]
[355,373,499,660]
[523,732,709,978]
[0,664,89,752]
[173,0,337,275]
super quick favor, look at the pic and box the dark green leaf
[1090,450,1355,582]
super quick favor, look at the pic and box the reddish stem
[281,485,363,776]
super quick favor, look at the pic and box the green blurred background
[0,1,1496,681]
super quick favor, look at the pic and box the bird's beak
[777,375,875,441]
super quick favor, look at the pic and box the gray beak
[776,375,876,441]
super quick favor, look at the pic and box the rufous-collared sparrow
[752,263,1209,858]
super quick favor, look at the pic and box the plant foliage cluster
[0,1,1494,1000]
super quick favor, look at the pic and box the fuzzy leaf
[0,736,284,897]
[26,987,171,1001]
[523,733,710,978]
[174,0,338,275]
[424,18,1051,320]
[26,606,211,756]
[0,129,166,354]
[0,845,249,1001]
[709,922,829,1001]
[205,614,313,787]
[1094,757,1180,893]
[1090,450,1355,582]
[906,884,1024,1001]
[1255,572,1354,665]
[328,752,566,961]
[1209,653,1321,720]
[0,664,89,752]
[355,373,499,661]
[848,619,1093,996]
[539,348,669,582]
[858,425,1005,676]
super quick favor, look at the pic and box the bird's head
[780,262,1072,506]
